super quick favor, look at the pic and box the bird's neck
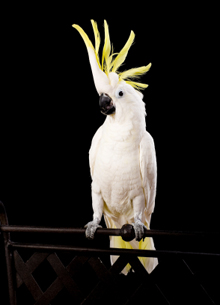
[104,104,146,142]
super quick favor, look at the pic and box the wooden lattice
[12,249,219,305]
[13,249,171,305]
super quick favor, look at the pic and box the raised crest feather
[73,20,151,91]
[111,31,135,74]
[126,81,149,90]
[119,63,152,81]
[102,20,112,74]
[91,20,101,68]
[72,24,93,49]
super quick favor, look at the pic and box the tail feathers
[104,215,158,274]
[110,235,133,275]
[110,235,158,275]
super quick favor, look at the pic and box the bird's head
[72,20,151,118]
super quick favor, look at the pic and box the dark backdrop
[1,3,219,302]
[1,5,218,230]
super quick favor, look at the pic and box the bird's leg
[84,218,102,240]
[132,193,147,241]
[85,189,103,240]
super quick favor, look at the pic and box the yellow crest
[72,20,151,91]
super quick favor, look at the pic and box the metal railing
[0,201,219,305]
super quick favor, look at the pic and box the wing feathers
[89,126,103,178]
[140,132,157,215]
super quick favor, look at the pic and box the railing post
[0,201,17,305]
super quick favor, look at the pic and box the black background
[0,2,219,302]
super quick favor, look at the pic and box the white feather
[89,82,158,273]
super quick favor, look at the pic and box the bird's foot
[132,219,147,241]
[84,219,102,240]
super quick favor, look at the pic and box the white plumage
[73,20,158,274]
[89,75,158,273]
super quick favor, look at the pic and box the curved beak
[99,93,115,115]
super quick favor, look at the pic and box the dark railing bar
[1,225,218,238]
[9,241,220,258]
[0,226,119,235]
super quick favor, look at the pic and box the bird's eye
[116,89,124,98]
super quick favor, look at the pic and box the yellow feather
[111,31,135,73]
[73,21,151,91]
[110,234,155,274]
[102,20,112,74]
[126,81,149,90]
[72,24,94,50]
[110,235,132,274]
[119,63,152,81]
[91,20,101,68]
[91,20,100,54]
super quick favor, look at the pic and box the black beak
[99,93,115,115]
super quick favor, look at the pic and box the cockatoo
[72,20,158,274]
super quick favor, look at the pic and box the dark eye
[115,88,125,98]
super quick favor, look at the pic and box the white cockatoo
[72,20,158,274]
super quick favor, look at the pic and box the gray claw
[132,220,147,241]
[84,220,102,240]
